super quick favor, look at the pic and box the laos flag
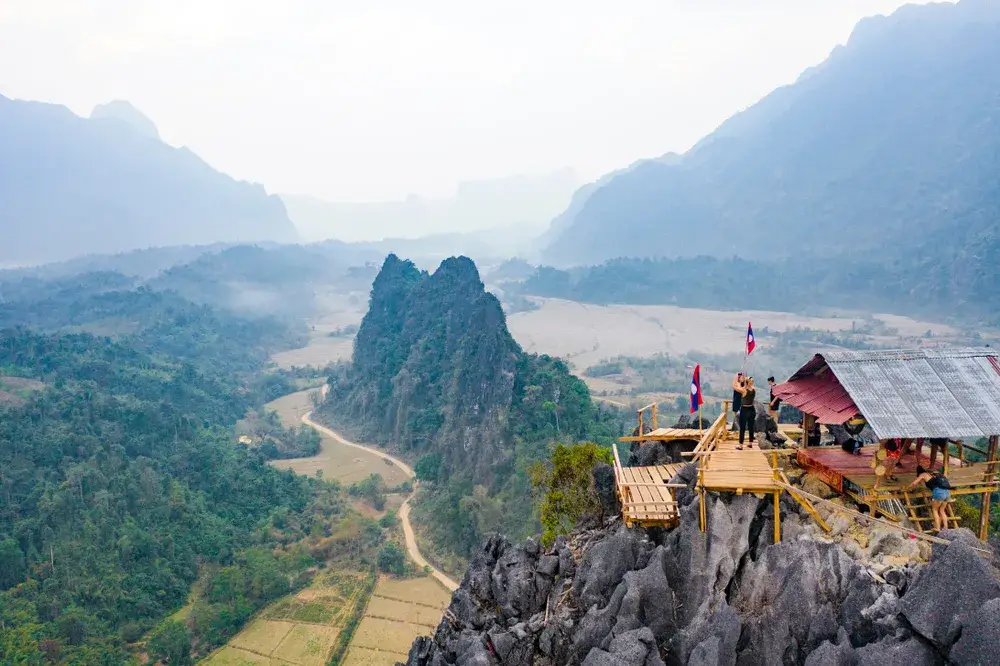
[746,322,756,356]
[690,364,703,413]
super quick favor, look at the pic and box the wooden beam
[773,491,781,544]
[801,413,815,450]
[979,435,998,540]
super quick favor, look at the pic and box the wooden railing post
[980,435,998,540]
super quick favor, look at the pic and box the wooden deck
[612,447,682,528]
[619,427,708,443]
[797,445,1000,528]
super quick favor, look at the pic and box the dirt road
[300,411,459,592]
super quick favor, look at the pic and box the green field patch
[263,597,339,624]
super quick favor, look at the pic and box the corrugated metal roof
[781,348,1000,439]
[773,373,859,424]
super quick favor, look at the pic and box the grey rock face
[899,531,1000,648]
[949,597,1000,666]
[403,473,1000,666]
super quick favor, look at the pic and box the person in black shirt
[767,376,781,423]
[909,465,951,532]
[732,374,757,447]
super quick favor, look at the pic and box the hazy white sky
[0,1,938,201]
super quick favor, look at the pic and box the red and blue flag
[746,322,756,356]
[690,364,703,413]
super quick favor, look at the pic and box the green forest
[0,282,384,664]
[520,251,1000,325]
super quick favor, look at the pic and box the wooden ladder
[901,489,960,532]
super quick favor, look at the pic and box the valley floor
[202,387,457,665]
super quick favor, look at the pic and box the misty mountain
[543,0,1000,267]
[0,94,297,266]
[90,100,160,140]
[282,169,579,243]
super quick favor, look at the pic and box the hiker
[767,376,781,423]
[927,437,947,469]
[883,438,906,482]
[732,372,744,424]
[732,373,756,447]
[909,465,951,532]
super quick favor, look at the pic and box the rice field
[202,571,368,666]
[340,576,451,664]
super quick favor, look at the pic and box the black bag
[933,473,951,490]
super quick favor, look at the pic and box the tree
[414,453,442,483]
[148,620,192,665]
[377,543,406,575]
[530,442,613,547]
[0,538,25,590]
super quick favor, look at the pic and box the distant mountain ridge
[282,169,579,244]
[0,94,297,265]
[543,0,1000,267]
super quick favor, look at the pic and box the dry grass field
[507,298,957,371]
[265,389,409,487]
[271,332,355,369]
[340,576,451,665]
[202,571,368,666]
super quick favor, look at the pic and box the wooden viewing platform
[615,401,829,542]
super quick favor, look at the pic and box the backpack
[931,473,951,490]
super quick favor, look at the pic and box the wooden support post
[698,464,707,532]
[979,435,998,540]
[801,413,814,449]
[943,439,950,477]
[652,403,658,431]
[773,491,781,543]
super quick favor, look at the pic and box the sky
[0,0,940,202]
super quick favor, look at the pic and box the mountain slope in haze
[282,169,579,243]
[0,94,297,266]
[90,100,160,140]
[544,0,1000,266]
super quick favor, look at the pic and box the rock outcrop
[403,465,1000,665]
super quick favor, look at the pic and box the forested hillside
[0,283,369,663]
[321,254,626,555]
[519,251,1000,325]
[543,0,1000,270]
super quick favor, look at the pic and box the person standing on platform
[732,374,757,448]
[767,376,781,423]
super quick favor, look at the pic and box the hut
[774,348,1000,537]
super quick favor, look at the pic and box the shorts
[931,487,951,502]
[885,448,901,460]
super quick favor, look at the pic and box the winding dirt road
[300,411,459,592]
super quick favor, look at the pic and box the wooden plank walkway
[701,436,780,493]
[619,427,708,442]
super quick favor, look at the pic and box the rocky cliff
[404,462,1000,665]
[325,253,598,486]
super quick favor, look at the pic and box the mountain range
[0,96,297,266]
[281,169,579,244]
[542,0,1000,267]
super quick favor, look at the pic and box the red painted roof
[773,371,859,424]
